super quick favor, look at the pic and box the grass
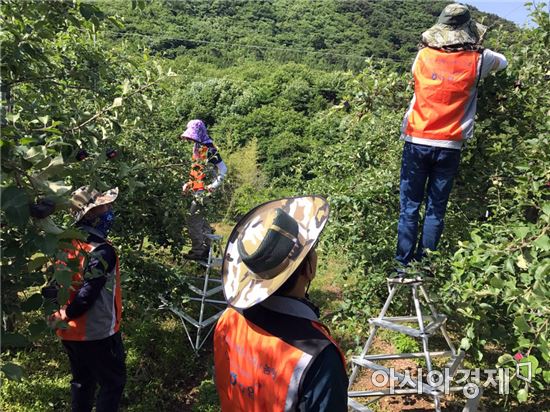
[2,238,548,411]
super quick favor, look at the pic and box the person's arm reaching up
[480,49,508,79]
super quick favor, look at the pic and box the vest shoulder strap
[242,304,333,357]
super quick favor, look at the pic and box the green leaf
[535,263,550,279]
[543,370,550,384]
[534,235,550,251]
[517,254,529,270]
[28,320,48,339]
[513,227,530,239]
[79,3,101,20]
[122,79,131,95]
[36,155,65,179]
[1,362,24,381]
[144,97,153,111]
[0,186,30,227]
[23,145,47,163]
[57,288,70,306]
[44,181,72,195]
[35,216,63,235]
[112,97,123,107]
[28,254,49,272]
[514,316,531,333]
[1,332,29,348]
[505,258,515,274]
[21,293,43,312]
[57,228,87,241]
[516,388,528,403]
[54,268,73,289]
[497,354,514,366]
[460,337,471,351]
[522,355,539,374]
[38,115,49,125]
[112,121,122,135]
[490,277,504,289]
[6,112,20,124]
[34,234,59,255]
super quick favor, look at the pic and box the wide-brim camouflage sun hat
[70,186,119,223]
[422,3,487,48]
[222,196,330,309]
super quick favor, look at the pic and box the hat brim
[74,187,119,223]
[222,195,330,309]
[422,21,487,48]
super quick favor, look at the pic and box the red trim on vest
[404,48,480,141]
[214,307,345,411]
[310,321,347,368]
[56,239,121,341]
[188,146,208,192]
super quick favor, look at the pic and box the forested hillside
[101,0,515,70]
[1,1,548,411]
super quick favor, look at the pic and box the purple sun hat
[181,119,213,145]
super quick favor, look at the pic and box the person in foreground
[49,186,125,412]
[180,119,228,261]
[396,3,508,267]
[213,196,348,411]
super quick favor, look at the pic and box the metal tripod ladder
[159,234,226,353]
[348,275,482,412]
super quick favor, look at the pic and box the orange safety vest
[403,47,481,145]
[56,239,122,341]
[214,305,346,412]
[188,146,208,192]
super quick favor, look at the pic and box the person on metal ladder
[180,119,227,261]
[396,3,508,268]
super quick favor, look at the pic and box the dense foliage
[101,0,515,71]
[1,0,548,410]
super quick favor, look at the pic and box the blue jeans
[396,142,461,265]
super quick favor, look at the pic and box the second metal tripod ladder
[348,275,481,412]
[159,233,227,352]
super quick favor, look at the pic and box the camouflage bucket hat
[222,196,330,309]
[70,186,119,223]
[422,3,487,48]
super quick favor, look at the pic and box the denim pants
[396,142,461,265]
[62,332,126,412]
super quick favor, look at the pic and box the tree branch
[68,78,162,133]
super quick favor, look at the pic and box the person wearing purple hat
[180,119,228,260]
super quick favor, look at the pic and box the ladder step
[363,351,452,361]
[188,284,223,297]
[424,315,448,334]
[163,305,224,328]
[368,318,423,337]
[350,357,438,395]
[198,257,223,268]
[199,311,224,328]
[188,297,226,305]
[173,309,200,328]
[349,388,439,397]
[379,315,436,323]
[347,398,373,412]
[386,276,426,284]
[446,350,465,378]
